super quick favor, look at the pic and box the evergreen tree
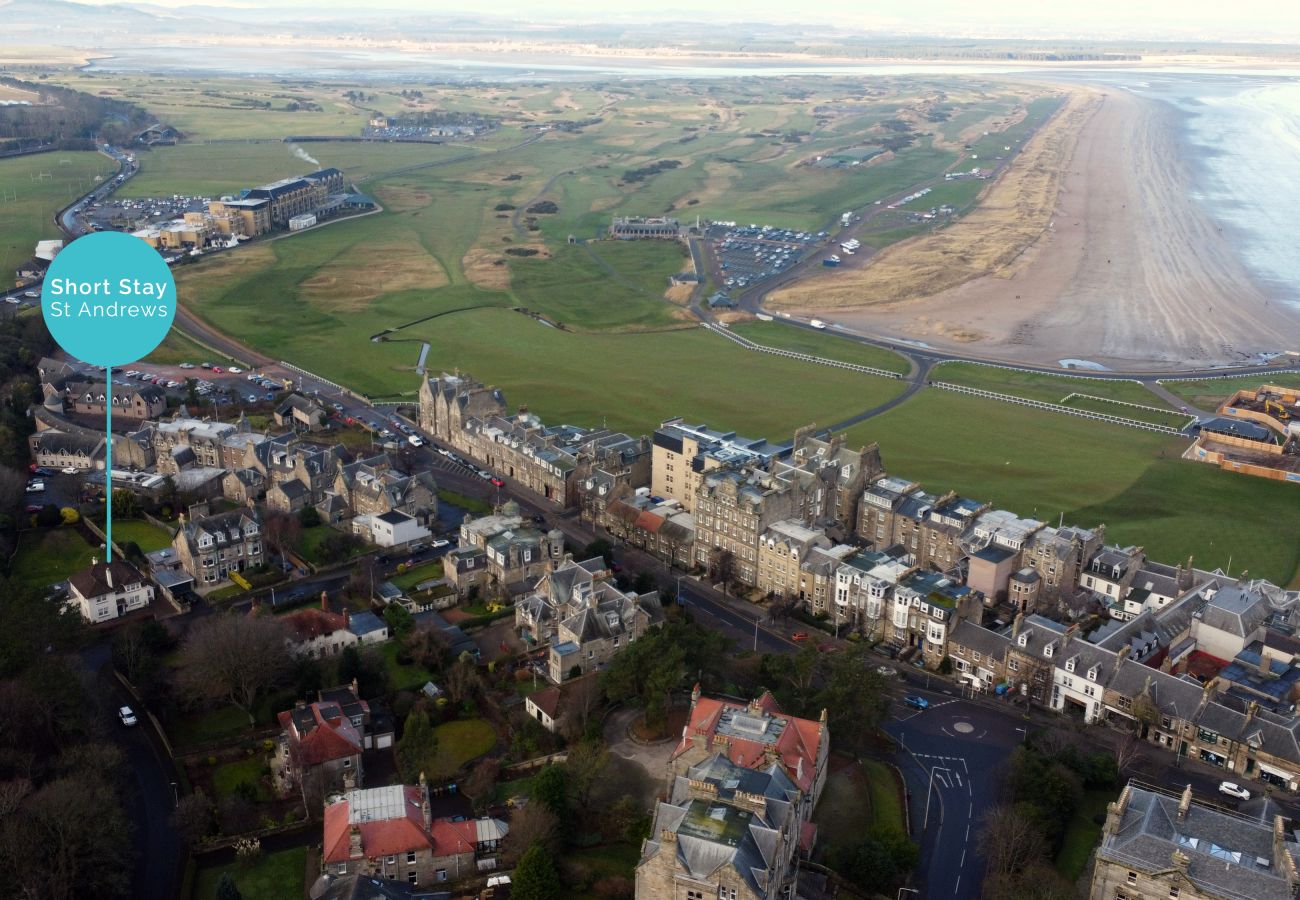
[216,873,243,900]
[511,843,561,900]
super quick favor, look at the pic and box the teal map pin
[42,232,177,560]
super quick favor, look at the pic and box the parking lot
[83,195,210,234]
[707,223,822,292]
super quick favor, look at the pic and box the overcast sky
[74,0,1300,41]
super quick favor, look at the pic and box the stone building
[277,698,365,801]
[68,382,165,422]
[322,780,507,887]
[651,418,787,513]
[1089,782,1300,900]
[417,373,507,448]
[513,557,664,682]
[636,757,805,900]
[171,507,264,589]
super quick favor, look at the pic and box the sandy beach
[791,87,1300,369]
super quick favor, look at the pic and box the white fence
[702,323,903,380]
[930,382,1186,435]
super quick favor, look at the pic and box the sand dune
[793,87,1300,369]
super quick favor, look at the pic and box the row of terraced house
[416,371,1300,796]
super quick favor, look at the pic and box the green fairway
[842,390,1300,585]
[729,320,910,374]
[11,528,100,588]
[930,362,1167,407]
[1059,394,1192,430]
[1160,372,1300,411]
[0,151,116,277]
[119,140,475,199]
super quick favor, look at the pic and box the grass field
[11,528,99,588]
[119,140,474,199]
[170,705,251,750]
[0,151,116,277]
[144,328,241,368]
[729,320,911,374]
[566,843,640,900]
[1059,394,1193,430]
[437,489,491,515]
[107,518,174,553]
[1160,372,1300,411]
[928,362,1167,407]
[842,390,1300,585]
[813,755,907,862]
[1055,789,1112,882]
[427,719,497,779]
[192,846,305,900]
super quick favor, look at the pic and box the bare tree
[709,549,736,590]
[263,511,302,568]
[404,625,451,673]
[558,675,603,742]
[445,653,484,703]
[464,759,500,810]
[563,741,610,811]
[977,804,1048,882]
[176,615,290,725]
[1114,732,1146,777]
[502,803,560,866]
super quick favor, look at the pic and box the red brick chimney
[321,591,329,611]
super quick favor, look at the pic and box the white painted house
[67,559,154,623]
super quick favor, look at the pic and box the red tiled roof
[634,510,665,534]
[284,608,349,641]
[799,821,818,854]
[278,702,363,766]
[323,786,433,864]
[670,690,825,793]
[430,817,478,854]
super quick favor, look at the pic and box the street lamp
[170,781,178,808]
[1015,726,1028,744]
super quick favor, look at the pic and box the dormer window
[1065,656,1077,673]
[1017,630,1030,648]
[198,536,213,548]
[1044,642,1055,659]
[1088,665,1100,682]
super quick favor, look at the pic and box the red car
[791,631,809,642]
[490,477,504,487]
[25,504,41,513]
[212,367,224,374]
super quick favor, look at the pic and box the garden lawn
[427,719,497,779]
[192,846,306,900]
[1055,789,1113,882]
[298,525,362,566]
[729,320,910,375]
[438,489,491,515]
[842,390,1300,585]
[566,843,640,900]
[1160,372,1300,411]
[929,362,1169,407]
[379,641,431,692]
[11,528,98,588]
[108,518,174,553]
[391,561,446,592]
[211,755,272,802]
[861,757,906,832]
[170,705,252,750]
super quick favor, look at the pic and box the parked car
[408,435,424,447]
[476,470,491,480]
[490,477,504,487]
[118,706,138,727]
[791,631,809,642]
[876,666,899,678]
[904,695,930,711]
[211,366,224,374]
[1219,781,1250,800]
[61,467,79,475]
[431,539,451,548]
[25,482,44,493]
[25,504,41,513]
[228,367,243,374]
[179,363,196,369]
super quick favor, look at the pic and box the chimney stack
[419,771,431,830]
[1177,783,1193,821]
[321,591,329,611]
[105,562,114,590]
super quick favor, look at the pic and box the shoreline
[783,83,1300,369]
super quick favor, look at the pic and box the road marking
[960,848,966,867]
[953,721,974,734]
[954,875,961,895]
[935,770,950,789]
[954,771,963,788]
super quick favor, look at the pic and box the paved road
[85,645,182,900]
[886,685,1032,900]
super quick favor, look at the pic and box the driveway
[604,707,678,789]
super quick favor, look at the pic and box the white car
[876,665,899,678]
[408,435,424,447]
[61,467,78,475]
[118,706,138,727]
[431,539,450,548]
[228,367,243,374]
[1219,781,1250,801]
[436,448,451,457]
